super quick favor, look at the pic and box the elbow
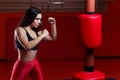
[52,37,57,41]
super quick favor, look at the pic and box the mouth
[36,24,39,27]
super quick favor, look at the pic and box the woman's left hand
[48,17,56,24]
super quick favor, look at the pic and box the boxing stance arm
[15,27,49,50]
[42,17,57,41]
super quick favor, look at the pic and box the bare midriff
[17,49,37,62]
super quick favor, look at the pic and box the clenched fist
[48,17,56,24]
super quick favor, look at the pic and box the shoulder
[15,27,24,31]
[15,27,26,32]
[15,27,26,35]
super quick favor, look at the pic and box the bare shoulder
[15,27,25,32]
[15,27,24,31]
[15,27,26,35]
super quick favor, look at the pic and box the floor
[0,58,119,80]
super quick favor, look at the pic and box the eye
[36,18,42,21]
[36,18,39,20]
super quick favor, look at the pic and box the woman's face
[31,13,42,28]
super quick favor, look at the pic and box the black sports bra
[16,28,39,51]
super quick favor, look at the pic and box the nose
[38,20,41,24]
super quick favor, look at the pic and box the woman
[10,7,57,80]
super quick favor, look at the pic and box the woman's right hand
[41,29,49,38]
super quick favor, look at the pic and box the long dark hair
[18,7,42,32]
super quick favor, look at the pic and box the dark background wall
[0,0,120,60]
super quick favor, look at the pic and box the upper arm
[15,27,28,48]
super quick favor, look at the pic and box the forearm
[51,23,57,40]
[25,29,49,49]
[25,35,43,50]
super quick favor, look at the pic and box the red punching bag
[79,14,102,48]
[73,0,105,79]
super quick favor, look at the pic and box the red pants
[10,58,44,80]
